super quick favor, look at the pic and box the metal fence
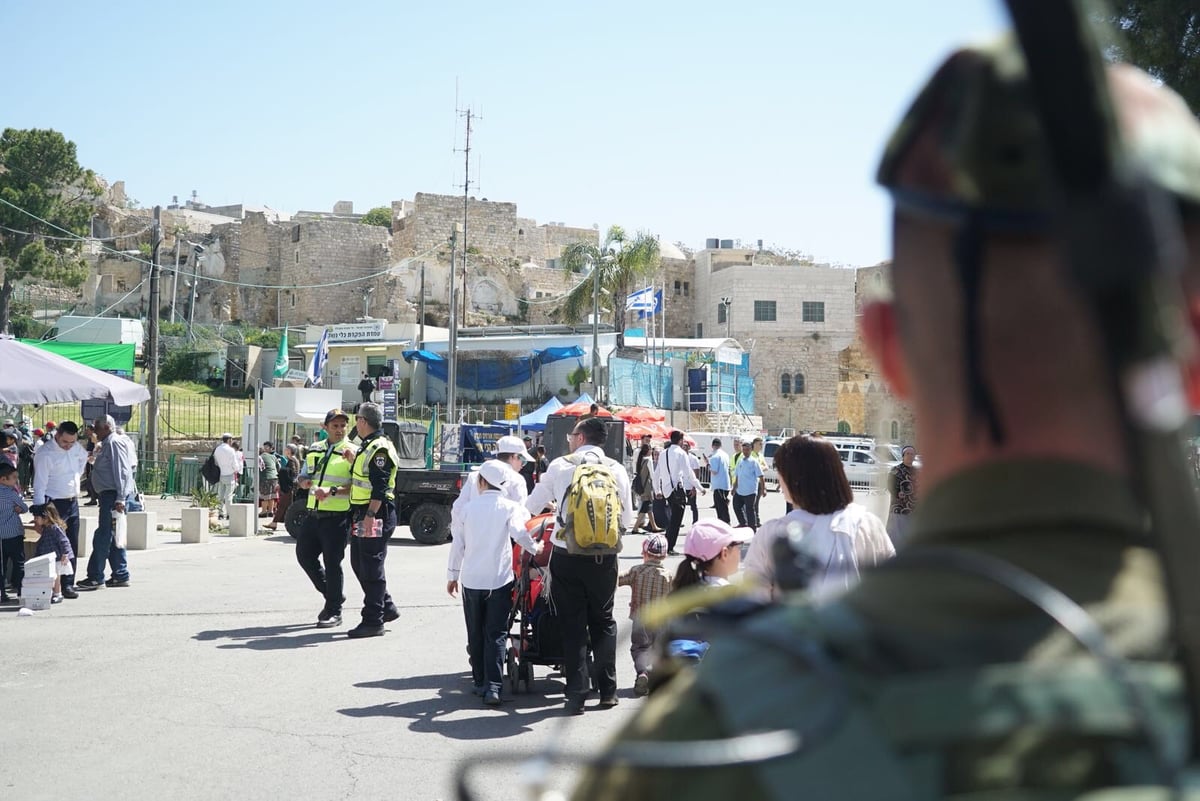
[135,455,206,498]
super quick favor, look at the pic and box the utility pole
[147,205,161,467]
[589,255,600,399]
[418,260,426,349]
[448,225,461,425]
[170,238,181,323]
[456,107,479,325]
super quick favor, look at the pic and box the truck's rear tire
[409,502,451,545]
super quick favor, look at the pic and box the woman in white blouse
[743,434,894,599]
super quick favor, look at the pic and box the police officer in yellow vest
[296,408,358,629]
[345,402,401,639]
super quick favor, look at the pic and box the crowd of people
[0,414,139,603]
[444,409,913,714]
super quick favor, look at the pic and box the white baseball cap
[495,435,534,462]
[478,460,510,487]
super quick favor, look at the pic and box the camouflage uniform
[572,38,1200,801]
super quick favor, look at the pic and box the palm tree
[556,225,661,347]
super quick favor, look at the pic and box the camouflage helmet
[877,36,1200,219]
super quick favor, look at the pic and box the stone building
[835,262,917,444]
[690,244,858,433]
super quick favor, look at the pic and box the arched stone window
[794,373,806,394]
[891,420,899,440]
[780,373,792,395]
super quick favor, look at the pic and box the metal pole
[418,260,426,349]
[448,226,460,425]
[147,205,161,468]
[170,240,180,324]
[187,248,199,338]
[591,255,600,401]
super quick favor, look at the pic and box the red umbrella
[557,401,613,417]
[614,406,666,423]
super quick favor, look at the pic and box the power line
[0,195,440,291]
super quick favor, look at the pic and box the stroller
[505,514,562,694]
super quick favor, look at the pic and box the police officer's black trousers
[549,551,618,702]
[296,512,350,614]
[349,503,397,626]
[712,489,731,524]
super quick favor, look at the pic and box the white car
[762,439,782,492]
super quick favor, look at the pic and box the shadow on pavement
[339,670,574,739]
[193,623,342,650]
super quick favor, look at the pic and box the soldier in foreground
[571,38,1200,801]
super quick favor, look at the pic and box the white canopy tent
[0,337,150,406]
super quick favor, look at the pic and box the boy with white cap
[446,460,542,706]
[449,434,533,543]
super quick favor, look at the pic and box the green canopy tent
[19,340,136,375]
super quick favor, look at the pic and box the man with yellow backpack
[525,416,635,715]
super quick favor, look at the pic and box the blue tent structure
[497,395,563,431]
[575,392,595,406]
[402,346,585,391]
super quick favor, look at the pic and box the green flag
[274,327,289,379]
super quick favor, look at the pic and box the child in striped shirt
[618,533,672,696]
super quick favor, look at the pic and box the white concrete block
[77,516,96,559]
[126,511,157,550]
[181,508,210,544]
[228,503,256,538]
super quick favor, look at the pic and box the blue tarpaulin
[403,346,585,391]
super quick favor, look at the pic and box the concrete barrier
[181,508,210,544]
[228,503,256,538]
[77,515,96,559]
[126,511,157,550]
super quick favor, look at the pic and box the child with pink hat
[673,519,753,592]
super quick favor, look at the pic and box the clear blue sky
[2,1,1005,267]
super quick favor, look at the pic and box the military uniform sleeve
[571,671,768,801]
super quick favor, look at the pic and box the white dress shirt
[446,490,537,590]
[652,444,699,495]
[32,438,89,504]
[526,444,636,542]
[214,442,238,478]
[450,460,528,540]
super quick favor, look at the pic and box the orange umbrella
[614,406,666,423]
[557,401,613,417]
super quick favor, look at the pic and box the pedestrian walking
[76,415,134,591]
[731,440,764,530]
[707,439,731,524]
[345,403,401,638]
[0,463,27,602]
[212,433,239,520]
[652,430,699,555]
[295,409,357,628]
[886,445,919,549]
[526,416,635,715]
[618,533,671,696]
[31,420,87,598]
[447,460,541,705]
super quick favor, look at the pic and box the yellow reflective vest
[306,438,357,512]
[350,432,398,505]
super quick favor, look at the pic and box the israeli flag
[306,327,330,387]
[637,289,663,319]
[625,286,656,311]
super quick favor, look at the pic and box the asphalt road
[1,488,827,801]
